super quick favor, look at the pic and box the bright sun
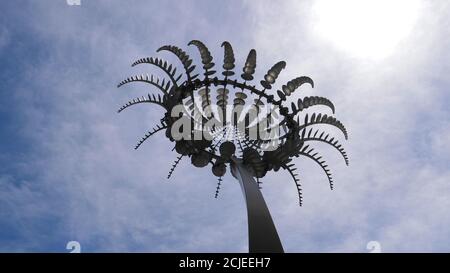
[312,0,421,59]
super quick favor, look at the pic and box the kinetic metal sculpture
[117,40,349,253]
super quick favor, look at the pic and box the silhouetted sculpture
[117,40,349,253]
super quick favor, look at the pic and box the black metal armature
[116,40,349,253]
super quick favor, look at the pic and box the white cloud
[242,0,450,252]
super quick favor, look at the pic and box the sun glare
[313,0,421,59]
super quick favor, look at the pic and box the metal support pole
[230,158,284,253]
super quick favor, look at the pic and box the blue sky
[0,0,449,252]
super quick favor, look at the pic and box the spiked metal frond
[281,76,314,96]
[283,163,303,206]
[188,40,215,75]
[131,57,181,87]
[167,155,184,179]
[135,121,167,150]
[221,41,235,76]
[290,96,335,115]
[118,93,166,113]
[157,45,198,81]
[260,61,286,89]
[300,128,349,165]
[241,49,257,81]
[117,74,172,95]
[298,146,334,190]
[298,113,348,140]
[214,176,223,198]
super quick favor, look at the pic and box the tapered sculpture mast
[116,40,349,253]
[231,158,283,252]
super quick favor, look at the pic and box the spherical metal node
[191,150,211,168]
[212,162,227,177]
[219,141,236,159]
